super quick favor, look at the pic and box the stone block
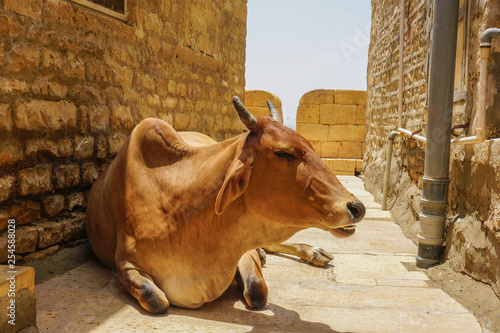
[296,104,320,124]
[42,195,65,218]
[53,165,80,189]
[320,104,357,125]
[308,140,323,156]
[42,49,63,69]
[0,140,23,167]
[328,125,366,142]
[338,142,364,159]
[334,90,366,105]
[299,90,334,105]
[0,211,8,232]
[7,201,41,226]
[15,227,38,254]
[75,135,94,159]
[333,159,358,172]
[322,142,341,158]
[80,163,99,186]
[95,135,108,159]
[5,0,42,20]
[15,101,77,132]
[89,107,110,132]
[67,192,85,211]
[108,132,127,155]
[296,123,330,141]
[0,266,36,332]
[356,105,366,125]
[17,165,53,196]
[36,222,64,249]
[112,105,134,129]
[49,81,68,99]
[0,175,16,203]
[5,44,40,72]
[23,245,60,262]
[0,104,13,131]
[245,90,282,107]
[0,14,22,37]
[25,138,73,158]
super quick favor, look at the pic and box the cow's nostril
[347,201,365,222]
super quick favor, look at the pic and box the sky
[245,0,372,128]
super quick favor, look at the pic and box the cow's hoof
[244,276,268,309]
[308,247,334,267]
[139,282,169,314]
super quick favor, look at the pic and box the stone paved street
[33,176,481,332]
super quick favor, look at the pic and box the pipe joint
[480,28,500,44]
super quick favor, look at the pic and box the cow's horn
[267,100,282,123]
[233,96,258,130]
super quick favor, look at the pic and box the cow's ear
[215,150,255,215]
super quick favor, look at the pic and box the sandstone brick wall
[0,0,247,263]
[364,0,500,297]
[245,90,283,121]
[296,89,366,175]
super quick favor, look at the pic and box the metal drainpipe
[382,131,401,210]
[416,0,460,268]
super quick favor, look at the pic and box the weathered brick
[42,194,65,217]
[338,141,364,159]
[96,135,108,159]
[53,164,80,189]
[81,162,99,186]
[299,89,334,105]
[308,140,322,156]
[0,78,29,95]
[108,132,128,155]
[322,142,341,158]
[0,140,23,167]
[15,100,77,132]
[334,90,366,105]
[0,104,13,131]
[89,107,110,132]
[356,105,367,125]
[17,165,53,196]
[42,49,63,69]
[0,175,16,203]
[25,138,73,157]
[112,105,134,129]
[0,14,22,37]
[75,135,94,159]
[296,123,330,141]
[5,44,40,72]
[320,104,357,125]
[8,201,41,226]
[328,125,366,142]
[67,192,85,211]
[5,0,42,21]
[296,104,320,124]
[15,227,38,254]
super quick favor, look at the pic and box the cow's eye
[274,151,296,161]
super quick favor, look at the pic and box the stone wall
[245,90,283,121]
[296,89,366,175]
[364,0,500,297]
[0,0,247,263]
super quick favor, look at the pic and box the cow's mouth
[330,225,356,238]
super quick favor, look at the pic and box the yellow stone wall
[295,89,366,175]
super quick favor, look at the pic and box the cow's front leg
[116,260,169,314]
[235,250,268,309]
[263,243,334,267]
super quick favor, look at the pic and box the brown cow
[86,97,365,314]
